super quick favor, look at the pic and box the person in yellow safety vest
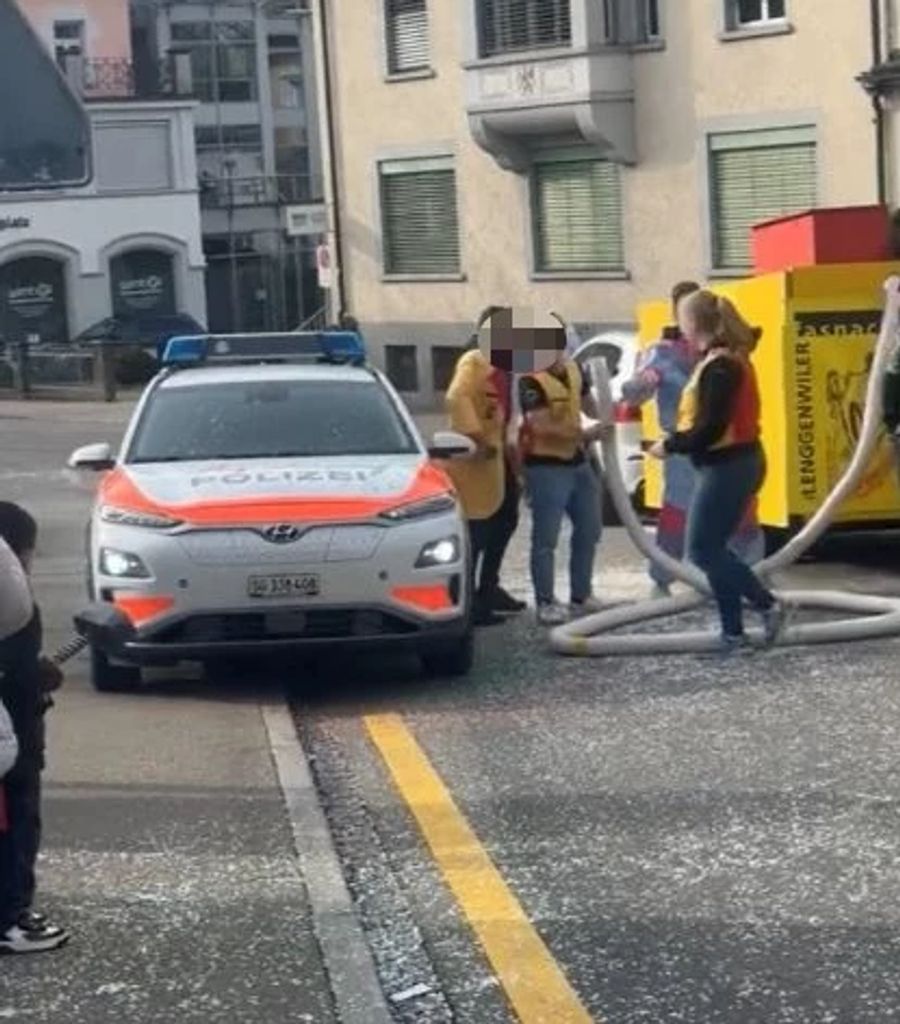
[444,307,527,626]
[648,290,787,655]
[517,315,612,626]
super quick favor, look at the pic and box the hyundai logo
[262,524,302,544]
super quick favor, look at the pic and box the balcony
[199,173,316,209]
[59,54,195,102]
[463,0,637,171]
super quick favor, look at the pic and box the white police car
[68,332,476,690]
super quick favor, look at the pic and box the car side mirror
[428,431,477,460]
[68,442,115,471]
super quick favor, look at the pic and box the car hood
[100,454,451,525]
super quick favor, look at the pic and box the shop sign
[0,216,30,231]
[111,250,176,317]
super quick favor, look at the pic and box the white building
[0,93,206,348]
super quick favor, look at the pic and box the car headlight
[381,493,457,522]
[100,547,151,579]
[415,536,461,568]
[100,505,182,529]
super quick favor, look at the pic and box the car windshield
[127,378,418,463]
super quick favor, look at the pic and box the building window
[170,21,257,102]
[532,155,624,273]
[268,33,301,50]
[94,122,173,192]
[0,256,69,345]
[379,156,461,276]
[385,0,430,75]
[195,125,264,154]
[727,0,786,30]
[641,0,661,40]
[110,249,177,318]
[432,347,465,391]
[478,0,571,59]
[604,0,660,45]
[708,125,816,271]
[603,0,661,45]
[54,20,85,66]
[386,345,419,391]
[270,52,304,108]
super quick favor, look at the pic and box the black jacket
[0,608,44,764]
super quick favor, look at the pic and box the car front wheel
[89,645,142,693]
[420,630,474,678]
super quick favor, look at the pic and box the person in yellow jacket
[445,307,526,626]
[518,317,610,626]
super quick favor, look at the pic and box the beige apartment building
[324,0,899,404]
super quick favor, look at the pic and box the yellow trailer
[637,262,900,532]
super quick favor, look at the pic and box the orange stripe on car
[101,463,456,526]
[390,584,453,613]
[113,594,175,625]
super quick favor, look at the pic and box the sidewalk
[0,674,339,1023]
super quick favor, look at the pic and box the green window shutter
[533,158,624,272]
[386,0,429,74]
[710,128,817,270]
[380,161,461,275]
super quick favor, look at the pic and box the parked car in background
[573,331,646,524]
[74,313,207,387]
[75,313,206,360]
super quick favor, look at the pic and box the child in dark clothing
[0,502,68,954]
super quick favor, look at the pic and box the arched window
[0,256,68,344]
[110,249,176,317]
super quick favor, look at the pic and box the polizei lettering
[189,467,384,488]
[793,338,817,502]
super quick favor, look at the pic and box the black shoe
[473,604,504,627]
[17,910,65,939]
[485,587,527,614]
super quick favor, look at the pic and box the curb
[262,702,394,1024]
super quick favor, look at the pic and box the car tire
[421,631,474,678]
[89,645,141,693]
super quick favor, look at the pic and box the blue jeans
[525,461,602,605]
[686,445,774,637]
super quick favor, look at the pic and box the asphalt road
[3,398,900,1023]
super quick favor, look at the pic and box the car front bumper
[84,600,471,665]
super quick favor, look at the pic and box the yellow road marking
[365,713,597,1024]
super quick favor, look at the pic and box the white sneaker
[569,595,604,617]
[0,923,69,955]
[536,602,569,626]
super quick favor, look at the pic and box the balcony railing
[59,54,195,101]
[199,173,316,209]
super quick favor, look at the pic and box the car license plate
[247,573,320,599]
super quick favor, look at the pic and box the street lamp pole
[223,157,241,331]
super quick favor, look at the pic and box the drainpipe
[872,0,889,205]
[311,0,345,322]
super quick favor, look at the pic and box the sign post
[316,242,332,292]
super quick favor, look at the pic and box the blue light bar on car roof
[161,331,366,368]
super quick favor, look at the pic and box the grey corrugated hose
[551,276,900,656]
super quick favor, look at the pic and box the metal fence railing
[199,173,316,209]
[60,54,195,101]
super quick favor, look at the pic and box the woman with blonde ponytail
[647,289,786,654]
